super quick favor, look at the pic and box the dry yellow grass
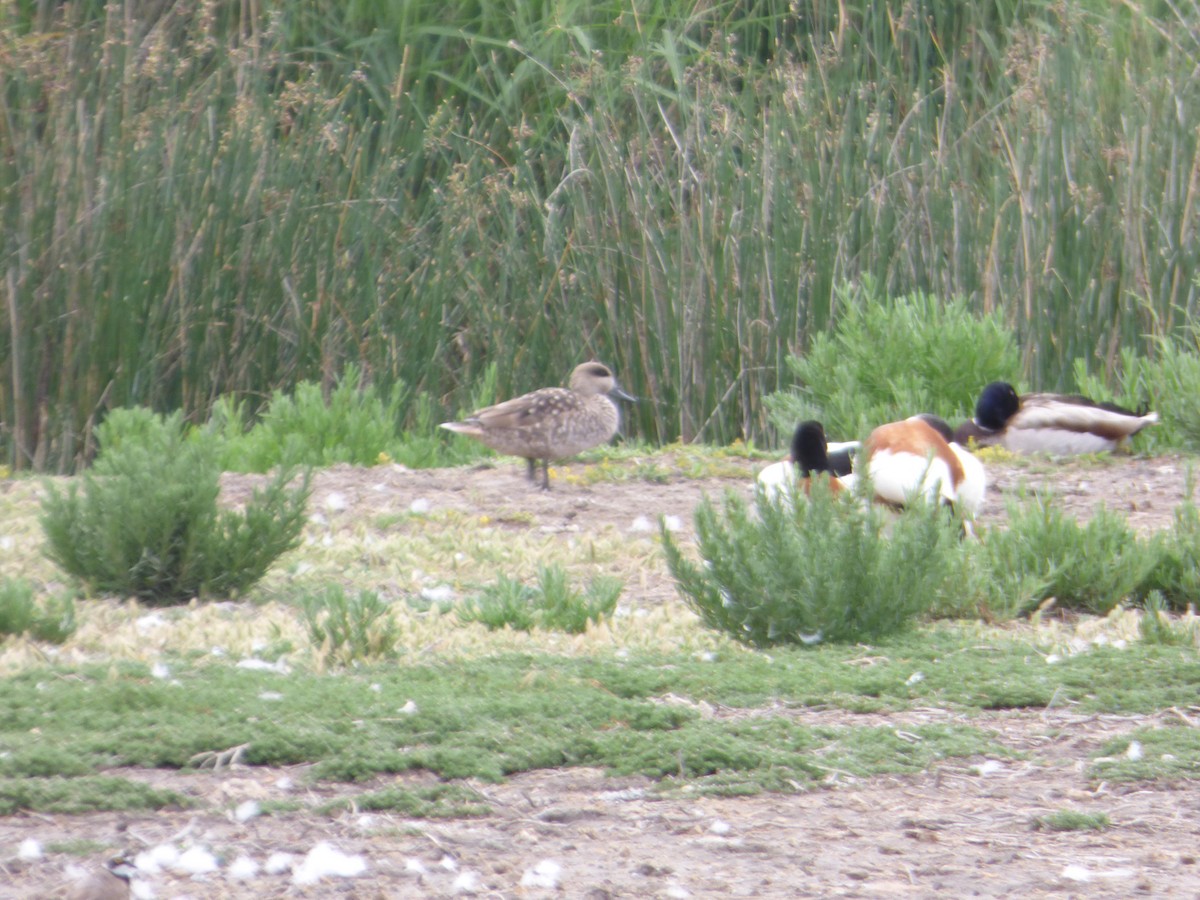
[2,455,1194,675]
[0,469,731,673]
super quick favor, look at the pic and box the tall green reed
[4,0,1200,469]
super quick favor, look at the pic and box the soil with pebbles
[4,453,1199,899]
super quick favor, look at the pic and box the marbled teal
[441,362,634,490]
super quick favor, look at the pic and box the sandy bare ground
[3,452,1199,898]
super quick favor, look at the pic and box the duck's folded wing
[1015,395,1157,437]
[471,388,580,428]
[826,441,859,477]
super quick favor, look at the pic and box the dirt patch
[270,451,1194,542]
[3,453,1198,898]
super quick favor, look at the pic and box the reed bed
[3,0,1199,470]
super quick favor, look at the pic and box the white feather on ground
[520,859,563,889]
[291,842,368,885]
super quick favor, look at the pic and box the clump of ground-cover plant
[0,578,76,644]
[300,585,402,667]
[661,479,966,647]
[459,564,623,634]
[40,408,309,606]
[665,478,1200,647]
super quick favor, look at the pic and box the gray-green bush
[206,364,496,473]
[764,282,1021,443]
[1140,488,1200,611]
[41,409,310,605]
[212,365,402,473]
[661,481,963,647]
[0,579,76,644]
[972,493,1156,617]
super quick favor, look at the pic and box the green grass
[0,776,185,816]
[1089,725,1200,783]
[1034,810,1111,832]
[318,784,491,819]
[1,630,1197,813]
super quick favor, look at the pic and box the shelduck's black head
[974,382,1021,431]
[791,420,832,476]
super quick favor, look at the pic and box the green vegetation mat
[2,631,1197,814]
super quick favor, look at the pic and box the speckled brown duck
[440,362,635,489]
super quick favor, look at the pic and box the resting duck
[953,381,1158,455]
[756,420,858,503]
[864,415,986,517]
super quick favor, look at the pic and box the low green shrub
[208,363,499,472]
[460,575,538,631]
[765,280,1020,443]
[301,586,401,666]
[534,565,624,634]
[973,493,1155,616]
[215,364,401,472]
[0,579,76,644]
[661,480,963,647]
[1033,810,1111,832]
[1138,592,1197,646]
[41,409,309,605]
[391,391,490,470]
[1140,487,1200,610]
[459,564,622,634]
[1146,336,1200,451]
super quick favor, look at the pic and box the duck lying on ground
[954,381,1158,455]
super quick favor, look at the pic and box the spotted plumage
[440,362,634,490]
[954,381,1158,455]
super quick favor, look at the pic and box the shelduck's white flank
[865,415,985,516]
